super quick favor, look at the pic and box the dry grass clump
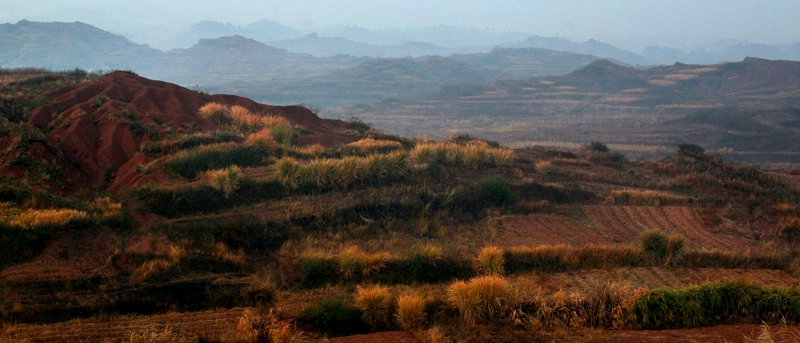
[4,208,88,229]
[418,326,452,343]
[535,160,553,173]
[743,324,800,343]
[396,293,427,329]
[237,308,304,343]
[447,275,513,324]
[606,189,690,206]
[338,246,390,279]
[475,246,505,275]
[262,114,292,127]
[289,144,325,158]
[247,129,280,154]
[414,242,443,263]
[229,105,265,133]
[344,138,403,155]
[205,165,242,198]
[214,242,245,265]
[89,196,123,221]
[127,326,188,343]
[412,141,512,168]
[197,102,231,126]
[275,151,408,190]
[355,284,393,329]
[131,245,185,283]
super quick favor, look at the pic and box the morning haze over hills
[4,2,800,343]
[5,18,799,165]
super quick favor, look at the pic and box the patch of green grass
[162,142,266,179]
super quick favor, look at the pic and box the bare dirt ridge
[17,71,356,193]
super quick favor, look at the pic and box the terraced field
[2,308,245,343]
[495,206,755,251]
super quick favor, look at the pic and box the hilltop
[1,70,800,343]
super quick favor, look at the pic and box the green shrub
[639,229,669,259]
[629,281,780,329]
[477,177,514,208]
[300,298,368,336]
[162,142,265,179]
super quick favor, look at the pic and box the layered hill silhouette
[341,58,800,164]
[0,71,356,193]
[209,48,600,108]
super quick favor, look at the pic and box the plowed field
[495,206,755,251]
[1,308,245,343]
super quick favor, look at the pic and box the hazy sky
[3,0,799,50]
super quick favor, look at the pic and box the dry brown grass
[447,275,513,324]
[338,246,390,279]
[345,138,403,155]
[205,165,242,197]
[606,189,690,206]
[128,326,188,343]
[198,102,231,126]
[411,141,513,168]
[475,246,505,276]
[236,308,304,343]
[3,208,88,229]
[355,284,393,329]
[396,293,427,329]
[229,105,265,133]
[247,129,280,154]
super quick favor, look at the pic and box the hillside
[2,70,800,343]
[0,70,356,193]
[338,58,800,164]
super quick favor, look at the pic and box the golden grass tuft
[204,165,242,198]
[396,293,427,329]
[415,242,443,263]
[419,326,452,343]
[236,308,303,343]
[475,245,505,275]
[535,160,553,173]
[447,275,512,324]
[345,138,403,155]
[5,208,88,229]
[197,102,231,126]
[290,144,325,158]
[606,189,690,206]
[355,284,393,329]
[247,129,280,154]
[275,152,408,190]
[338,246,390,279]
[411,141,512,168]
[214,242,245,265]
[262,114,292,127]
[229,105,265,133]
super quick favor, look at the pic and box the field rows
[1,307,246,343]
[514,267,798,295]
[495,206,755,251]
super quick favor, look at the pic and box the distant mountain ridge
[0,20,159,70]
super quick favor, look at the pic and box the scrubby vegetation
[4,70,800,342]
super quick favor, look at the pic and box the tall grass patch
[355,284,393,330]
[412,141,512,169]
[204,165,242,198]
[197,102,231,126]
[396,293,427,329]
[447,275,513,324]
[275,151,408,191]
[343,138,403,156]
[629,281,800,329]
[162,142,265,179]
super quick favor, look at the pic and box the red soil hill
[21,71,356,192]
